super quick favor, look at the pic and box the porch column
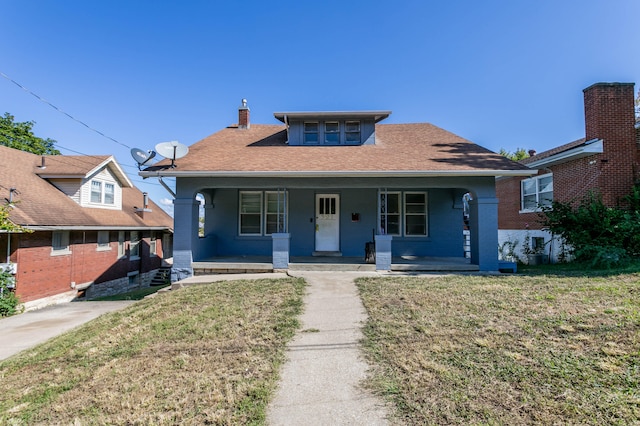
[171,197,199,282]
[272,233,290,270]
[469,196,499,271]
[375,234,392,271]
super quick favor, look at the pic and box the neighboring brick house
[497,82,639,263]
[0,146,174,310]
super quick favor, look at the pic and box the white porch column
[171,197,199,281]
[375,234,393,271]
[469,196,499,271]
[272,233,290,270]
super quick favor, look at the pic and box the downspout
[158,177,176,198]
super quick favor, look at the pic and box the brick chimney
[583,82,637,206]
[238,99,250,129]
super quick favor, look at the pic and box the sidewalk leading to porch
[266,271,391,425]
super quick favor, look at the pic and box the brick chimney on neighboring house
[583,82,637,206]
[238,99,250,129]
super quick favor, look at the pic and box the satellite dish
[155,141,189,168]
[130,148,156,169]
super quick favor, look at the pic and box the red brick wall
[13,230,165,303]
[497,171,550,230]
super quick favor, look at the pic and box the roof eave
[525,139,604,168]
[23,225,173,231]
[273,111,392,123]
[140,169,536,179]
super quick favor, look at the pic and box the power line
[0,70,131,149]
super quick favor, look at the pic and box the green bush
[541,187,640,267]
[0,269,20,317]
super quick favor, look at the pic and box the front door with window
[315,194,340,252]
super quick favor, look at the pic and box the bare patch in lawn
[0,278,305,424]
[357,274,640,425]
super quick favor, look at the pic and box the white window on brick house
[130,231,140,258]
[97,231,110,250]
[521,173,553,212]
[117,231,125,257]
[150,233,158,256]
[51,231,71,255]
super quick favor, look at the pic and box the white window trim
[239,191,264,236]
[89,179,116,206]
[51,231,71,256]
[520,173,553,213]
[117,231,126,258]
[265,191,289,235]
[97,230,111,251]
[403,191,429,237]
[150,233,158,257]
[130,231,141,260]
[379,191,402,236]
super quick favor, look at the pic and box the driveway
[0,300,135,361]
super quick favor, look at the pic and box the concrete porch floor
[192,255,479,274]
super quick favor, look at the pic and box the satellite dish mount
[154,141,189,168]
[130,148,157,170]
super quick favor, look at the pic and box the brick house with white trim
[0,146,174,310]
[497,82,639,263]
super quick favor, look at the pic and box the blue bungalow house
[140,101,533,279]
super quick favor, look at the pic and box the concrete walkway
[0,300,135,361]
[267,271,391,425]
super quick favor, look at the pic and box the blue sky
[2,0,639,215]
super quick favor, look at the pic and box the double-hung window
[239,192,263,235]
[130,231,140,258]
[90,181,102,203]
[97,231,110,250]
[304,122,319,144]
[404,192,428,236]
[324,122,340,143]
[345,121,361,143]
[90,180,115,205]
[379,192,401,235]
[239,191,287,236]
[521,174,553,211]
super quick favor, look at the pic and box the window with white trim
[51,231,70,254]
[90,179,116,205]
[239,192,263,235]
[404,192,428,236]
[379,192,401,235]
[130,231,140,258]
[97,231,110,250]
[265,191,288,234]
[150,233,158,256]
[118,231,125,257]
[521,173,553,211]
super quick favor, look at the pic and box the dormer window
[324,122,340,143]
[90,180,115,205]
[304,122,319,144]
[345,121,360,142]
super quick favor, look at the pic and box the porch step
[150,267,172,286]
[288,263,375,272]
[193,262,273,275]
[312,251,342,257]
[390,263,480,272]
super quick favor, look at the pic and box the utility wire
[0,71,131,149]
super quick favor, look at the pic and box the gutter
[140,169,537,179]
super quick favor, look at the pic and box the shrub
[0,269,20,317]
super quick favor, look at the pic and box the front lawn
[358,272,640,425]
[0,278,305,425]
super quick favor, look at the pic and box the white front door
[315,194,340,252]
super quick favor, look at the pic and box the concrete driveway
[0,300,135,361]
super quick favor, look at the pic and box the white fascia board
[140,169,537,179]
[87,157,133,188]
[525,139,603,168]
[25,225,173,231]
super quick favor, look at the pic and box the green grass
[357,270,640,425]
[0,278,306,425]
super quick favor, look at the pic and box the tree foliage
[0,112,60,155]
[499,147,529,161]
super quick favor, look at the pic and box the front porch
[192,255,479,275]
